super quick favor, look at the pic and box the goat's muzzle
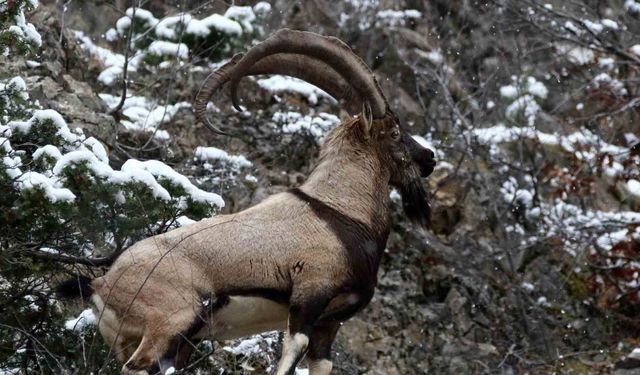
[413,147,436,178]
[403,134,436,178]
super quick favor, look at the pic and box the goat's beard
[400,178,431,229]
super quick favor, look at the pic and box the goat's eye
[391,128,400,140]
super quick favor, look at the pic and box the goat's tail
[55,275,94,300]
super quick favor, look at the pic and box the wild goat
[59,28,435,375]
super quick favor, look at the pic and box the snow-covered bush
[499,75,548,127]
[0,76,32,121]
[0,0,41,55]
[74,4,270,89]
[3,0,640,372]
[0,77,222,372]
[213,332,282,373]
[192,146,252,186]
[107,4,266,67]
[99,93,190,141]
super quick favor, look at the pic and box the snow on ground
[376,9,422,26]
[74,3,264,86]
[471,124,627,160]
[223,334,276,356]
[415,48,444,65]
[224,6,256,33]
[219,331,309,374]
[76,5,247,86]
[64,308,96,331]
[499,76,547,126]
[598,56,616,70]
[499,85,519,99]
[253,2,272,15]
[544,200,640,245]
[593,73,628,96]
[473,120,639,261]
[271,111,340,141]
[472,123,632,183]
[192,13,243,36]
[257,75,334,106]
[581,19,604,34]
[115,6,247,41]
[194,146,252,169]
[564,20,582,35]
[599,19,619,30]
[117,7,158,34]
[524,76,548,99]
[73,30,143,85]
[147,40,189,59]
[155,13,190,39]
[99,93,190,140]
[555,43,595,65]
[505,95,540,126]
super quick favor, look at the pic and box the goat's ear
[359,101,373,140]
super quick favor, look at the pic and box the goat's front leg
[275,294,330,375]
[307,323,340,375]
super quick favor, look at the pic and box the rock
[26,75,113,134]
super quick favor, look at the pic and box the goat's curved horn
[194,53,244,133]
[229,53,363,116]
[194,28,388,128]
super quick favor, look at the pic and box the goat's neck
[300,146,390,233]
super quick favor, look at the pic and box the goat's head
[194,28,435,227]
[368,114,435,227]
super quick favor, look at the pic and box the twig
[108,4,138,119]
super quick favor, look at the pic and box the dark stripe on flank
[289,188,389,275]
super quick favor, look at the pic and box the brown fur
[90,115,433,374]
